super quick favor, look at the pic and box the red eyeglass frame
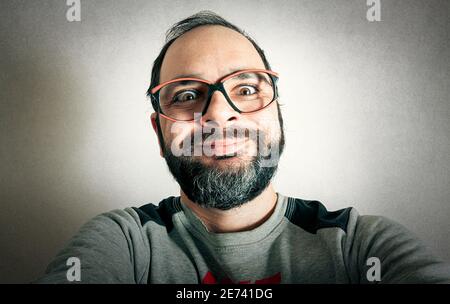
[150,68,279,122]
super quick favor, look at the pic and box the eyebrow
[234,73,258,80]
[170,73,203,80]
[169,67,254,82]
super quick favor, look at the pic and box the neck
[180,184,278,233]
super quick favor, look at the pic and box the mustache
[166,122,278,161]
[186,126,263,147]
[165,122,284,167]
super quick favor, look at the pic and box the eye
[238,85,257,96]
[173,90,199,103]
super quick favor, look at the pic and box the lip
[209,137,247,147]
[202,138,248,156]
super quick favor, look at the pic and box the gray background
[1,0,449,283]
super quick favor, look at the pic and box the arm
[34,208,149,284]
[345,214,450,283]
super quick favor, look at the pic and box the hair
[146,10,272,110]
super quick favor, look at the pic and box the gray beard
[165,153,277,210]
[163,130,284,210]
[163,153,277,210]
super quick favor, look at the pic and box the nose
[201,90,239,127]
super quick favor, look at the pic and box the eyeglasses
[150,69,279,121]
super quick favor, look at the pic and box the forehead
[160,25,266,83]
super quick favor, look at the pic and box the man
[37,11,450,284]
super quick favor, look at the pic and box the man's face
[152,25,284,210]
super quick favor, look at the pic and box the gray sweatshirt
[36,194,450,284]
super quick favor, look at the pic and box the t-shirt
[35,193,450,283]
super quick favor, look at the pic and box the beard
[162,116,285,211]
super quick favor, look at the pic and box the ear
[150,112,164,157]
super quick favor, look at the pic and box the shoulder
[131,196,181,232]
[283,196,354,234]
[81,206,142,232]
[83,196,180,230]
[282,195,410,237]
[346,212,424,254]
[73,196,179,238]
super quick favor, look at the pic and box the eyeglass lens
[158,71,275,120]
